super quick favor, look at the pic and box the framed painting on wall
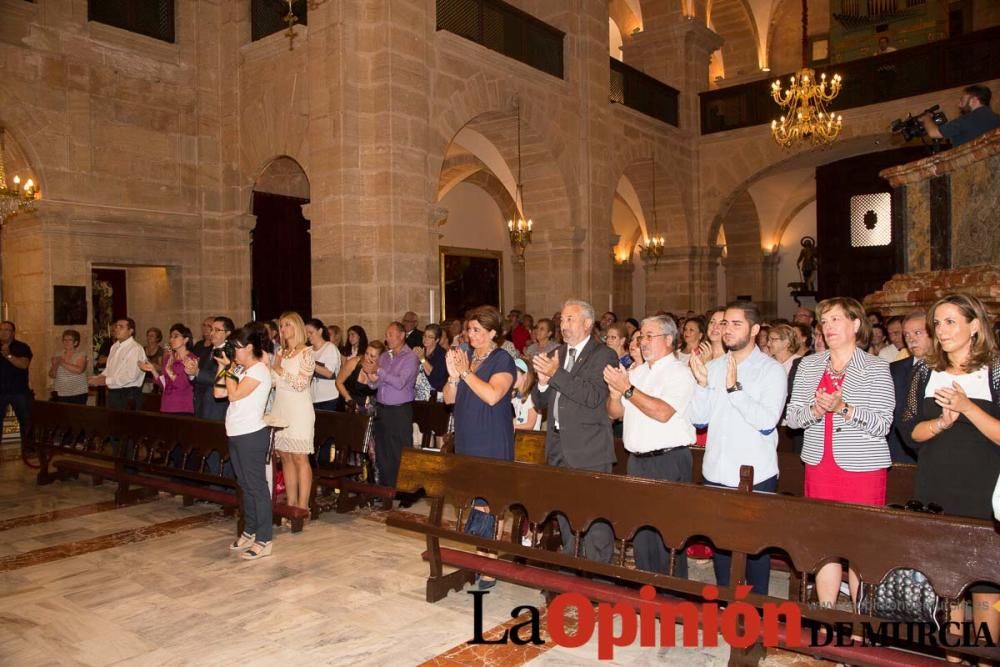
[53,285,87,325]
[439,246,503,321]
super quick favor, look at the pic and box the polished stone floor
[0,459,816,666]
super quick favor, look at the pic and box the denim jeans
[705,475,778,595]
[228,428,273,542]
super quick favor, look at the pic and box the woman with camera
[213,325,274,560]
[270,312,316,514]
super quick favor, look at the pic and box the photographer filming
[922,84,1000,148]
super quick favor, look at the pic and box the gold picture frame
[439,246,503,321]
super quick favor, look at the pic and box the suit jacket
[531,337,619,470]
[887,356,917,463]
[405,329,423,349]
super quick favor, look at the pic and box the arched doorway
[251,157,311,321]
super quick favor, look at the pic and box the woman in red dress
[786,297,894,608]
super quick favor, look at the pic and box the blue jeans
[705,475,778,595]
[228,428,273,542]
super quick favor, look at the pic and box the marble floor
[0,460,817,666]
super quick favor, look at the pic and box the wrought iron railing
[610,58,680,127]
[87,0,175,43]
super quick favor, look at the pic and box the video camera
[889,105,948,142]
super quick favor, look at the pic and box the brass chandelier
[638,155,664,267]
[770,0,843,148]
[0,128,38,223]
[507,100,533,261]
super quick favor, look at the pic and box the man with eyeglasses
[401,312,422,349]
[688,301,787,595]
[887,310,929,463]
[189,317,234,420]
[604,314,695,578]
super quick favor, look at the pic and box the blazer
[532,337,619,470]
[785,348,893,472]
[887,356,918,463]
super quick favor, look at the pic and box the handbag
[464,508,497,539]
[864,502,947,630]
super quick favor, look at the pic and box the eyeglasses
[636,333,667,342]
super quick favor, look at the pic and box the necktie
[553,347,577,427]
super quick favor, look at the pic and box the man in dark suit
[190,316,233,421]
[402,311,423,349]
[532,299,619,562]
[888,310,929,463]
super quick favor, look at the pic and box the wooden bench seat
[311,410,396,516]
[389,448,1000,665]
[32,401,309,534]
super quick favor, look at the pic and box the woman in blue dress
[444,306,516,460]
[443,305,515,589]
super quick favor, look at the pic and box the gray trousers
[627,447,692,578]
[555,461,615,563]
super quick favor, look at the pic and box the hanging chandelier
[638,155,664,267]
[770,0,843,149]
[0,128,38,223]
[507,100,533,261]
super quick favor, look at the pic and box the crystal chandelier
[770,0,843,149]
[507,100,533,261]
[0,128,38,223]
[638,155,664,267]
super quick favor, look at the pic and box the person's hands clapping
[603,364,630,395]
[689,352,709,387]
[935,381,972,415]
[531,350,559,386]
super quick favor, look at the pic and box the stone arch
[707,0,761,79]
[430,75,575,230]
[766,0,831,76]
[608,140,692,248]
[253,156,311,200]
[0,90,49,197]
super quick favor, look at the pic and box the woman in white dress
[270,312,316,512]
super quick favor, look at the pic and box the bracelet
[460,370,470,382]
[447,377,460,386]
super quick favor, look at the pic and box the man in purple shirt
[368,322,420,502]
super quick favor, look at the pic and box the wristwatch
[623,386,635,400]
[726,382,742,393]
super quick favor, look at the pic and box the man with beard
[922,84,1000,147]
[532,299,619,563]
[689,301,787,595]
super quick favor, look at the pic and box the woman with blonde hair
[767,323,802,374]
[900,293,1000,639]
[786,296,893,608]
[270,311,316,513]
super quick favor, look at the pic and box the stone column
[644,245,722,313]
[613,260,635,318]
[525,226,587,317]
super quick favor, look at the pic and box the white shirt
[689,347,788,487]
[538,336,591,430]
[924,367,990,401]
[622,353,695,453]
[877,344,899,362]
[102,337,146,389]
[513,393,542,430]
[311,342,342,403]
[225,363,272,437]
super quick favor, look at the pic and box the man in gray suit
[532,299,619,562]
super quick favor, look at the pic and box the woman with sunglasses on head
[214,324,274,560]
[900,293,1000,641]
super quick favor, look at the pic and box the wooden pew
[388,449,1000,665]
[411,400,451,449]
[311,409,397,515]
[31,401,310,533]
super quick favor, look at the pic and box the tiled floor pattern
[0,460,826,666]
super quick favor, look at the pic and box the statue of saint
[797,236,818,292]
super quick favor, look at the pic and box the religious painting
[53,285,87,325]
[439,247,502,321]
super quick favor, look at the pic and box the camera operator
[922,84,1000,148]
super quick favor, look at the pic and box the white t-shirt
[622,354,696,453]
[513,393,541,430]
[225,363,272,437]
[877,344,900,363]
[311,342,342,403]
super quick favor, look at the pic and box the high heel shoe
[229,532,255,551]
[241,541,272,560]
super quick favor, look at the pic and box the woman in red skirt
[786,297,894,607]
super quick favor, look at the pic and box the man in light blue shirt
[689,301,787,595]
